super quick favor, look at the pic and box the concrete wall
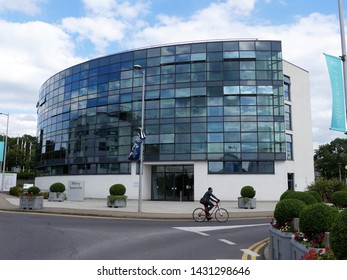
[35,161,295,201]
[283,61,315,192]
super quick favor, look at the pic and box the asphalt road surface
[0,211,271,260]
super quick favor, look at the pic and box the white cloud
[0,20,83,137]
[82,0,148,19]
[0,0,44,15]
[60,0,150,54]
[0,114,37,138]
[62,16,127,54]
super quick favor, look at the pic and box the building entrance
[151,165,194,201]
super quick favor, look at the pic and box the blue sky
[0,0,346,150]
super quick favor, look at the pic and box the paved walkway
[0,193,276,220]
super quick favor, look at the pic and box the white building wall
[194,161,288,201]
[35,161,288,201]
[35,174,137,199]
[283,61,315,191]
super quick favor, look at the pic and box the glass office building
[35,39,314,201]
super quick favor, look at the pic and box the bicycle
[192,202,229,222]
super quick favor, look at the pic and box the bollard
[324,232,330,248]
[293,218,300,231]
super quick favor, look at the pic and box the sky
[0,0,346,151]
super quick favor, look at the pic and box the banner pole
[338,0,347,132]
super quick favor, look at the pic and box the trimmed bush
[240,185,256,198]
[109,184,126,196]
[28,186,41,195]
[49,182,66,193]
[273,199,306,226]
[306,190,322,203]
[9,186,23,197]
[281,191,317,205]
[331,209,347,259]
[299,203,339,237]
[331,191,347,208]
[279,190,295,200]
[108,184,127,205]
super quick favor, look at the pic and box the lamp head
[133,65,143,71]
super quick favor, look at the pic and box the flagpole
[0,113,9,193]
[338,0,347,131]
[133,65,145,212]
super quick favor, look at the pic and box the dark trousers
[204,201,214,214]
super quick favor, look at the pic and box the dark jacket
[202,190,218,202]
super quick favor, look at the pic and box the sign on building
[0,173,17,191]
[67,180,85,201]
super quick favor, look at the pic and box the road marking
[219,239,236,245]
[173,223,268,236]
[242,237,269,260]
[240,249,260,257]
[251,238,270,260]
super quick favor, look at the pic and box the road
[0,211,271,260]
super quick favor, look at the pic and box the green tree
[3,134,36,173]
[314,138,347,180]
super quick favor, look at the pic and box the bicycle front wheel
[215,208,229,222]
[193,208,207,222]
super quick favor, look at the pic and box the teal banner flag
[0,141,4,162]
[325,53,346,132]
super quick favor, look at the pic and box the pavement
[0,192,276,220]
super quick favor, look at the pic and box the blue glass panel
[208,162,223,173]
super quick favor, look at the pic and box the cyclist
[200,187,220,220]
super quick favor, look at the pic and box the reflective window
[285,104,292,130]
[36,40,285,175]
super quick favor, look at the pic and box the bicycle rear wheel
[215,208,229,222]
[193,208,207,222]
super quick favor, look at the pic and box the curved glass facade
[36,40,285,176]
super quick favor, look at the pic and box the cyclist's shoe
[207,216,212,221]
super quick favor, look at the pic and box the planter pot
[269,226,293,260]
[19,196,44,210]
[238,197,256,209]
[107,199,127,208]
[48,192,65,202]
[290,237,324,260]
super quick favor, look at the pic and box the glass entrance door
[151,165,194,201]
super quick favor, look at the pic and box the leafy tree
[307,178,345,203]
[314,138,347,180]
[2,134,36,173]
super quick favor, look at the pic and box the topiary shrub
[279,190,295,200]
[281,191,317,205]
[27,186,41,195]
[108,184,127,205]
[299,203,339,237]
[306,190,322,203]
[240,185,256,198]
[331,191,347,208]
[330,209,347,259]
[109,184,126,196]
[49,182,66,193]
[273,199,306,227]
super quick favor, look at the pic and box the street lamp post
[0,113,9,193]
[133,65,145,212]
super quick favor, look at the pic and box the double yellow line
[242,237,270,260]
